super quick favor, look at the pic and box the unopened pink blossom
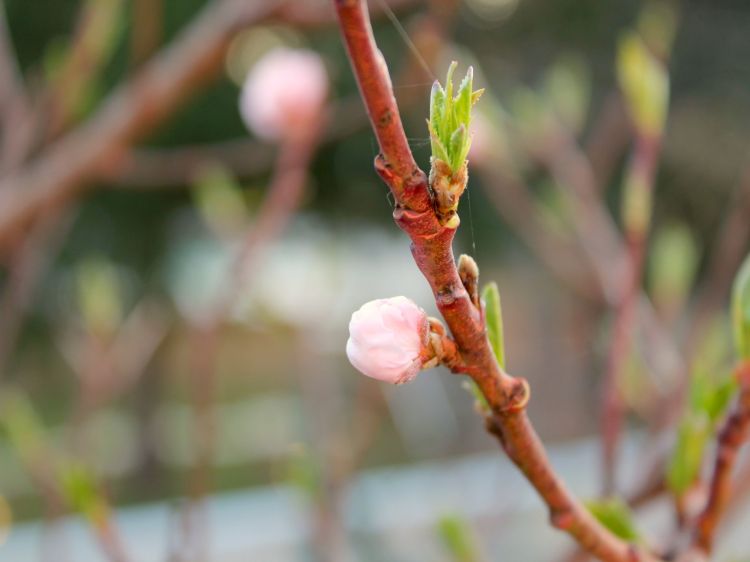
[346,297,429,384]
[239,48,328,142]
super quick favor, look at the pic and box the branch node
[550,508,576,531]
[498,377,531,414]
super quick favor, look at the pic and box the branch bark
[333,1,659,560]
[691,361,750,554]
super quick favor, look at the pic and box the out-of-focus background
[0,0,749,560]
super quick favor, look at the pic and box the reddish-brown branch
[691,361,750,554]
[334,1,658,560]
[335,0,431,212]
[276,0,421,28]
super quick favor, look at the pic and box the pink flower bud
[239,48,329,142]
[346,297,429,384]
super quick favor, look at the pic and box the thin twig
[0,209,74,370]
[278,0,421,28]
[183,116,321,560]
[106,96,364,189]
[333,1,659,560]
[600,133,662,494]
[475,162,604,302]
[528,121,676,493]
[690,361,750,554]
[0,0,283,246]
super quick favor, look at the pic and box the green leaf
[482,282,505,368]
[427,62,483,173]
[60,462,100,515]
[430,81,446,157]
[284,443,323,498]
[0,391,45,457]
[666,414,710,495]
[192,163,248,235]
[586,498,641,541]
[543,54,591,133]
[449,125,468,171]
[617,32,669,137]
[649,223,699,314]
[455,67,474,130]
[76,258,123,336]
[427,120,450,164]
[436,514,480,562]
[732,254,750,360]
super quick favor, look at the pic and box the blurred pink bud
[346,297,429,384]
[239,48,328,142]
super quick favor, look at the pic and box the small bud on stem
[458,254,480,309]
[346,297,463,384]
[427,63,483,226]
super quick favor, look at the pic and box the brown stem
[183,119,320,558]
[334,1,659,560]
[600,133,661,494]
[691,361,750,554]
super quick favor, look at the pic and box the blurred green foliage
[3,0,750,527]
[667,321,737,496]
[586,497,641,542]
[436,513,481,562]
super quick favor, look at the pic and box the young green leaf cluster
[428,62,484,173]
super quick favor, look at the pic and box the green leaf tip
[617,32,669,137]
[586,498,641,542]
[481,282,506,369]
[733,253,750,361]
[436,514,480,562]
[428,62,484,173]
